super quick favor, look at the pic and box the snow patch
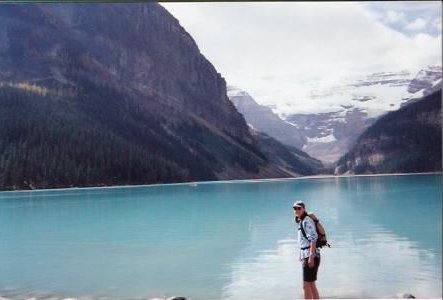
[307,134,337,143]
[261,66,442,119]
[227,85,248,98]
[286,121,300,129]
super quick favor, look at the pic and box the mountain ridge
[280,66,442,162]
[334,90,442,175]
[227,86,306,148]
[0,3,323,190]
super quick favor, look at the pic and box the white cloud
[364,2,441,37]
[364,1,441,13]
[385,10,406,24]
[162,2,442,112]
[405,18,428,31]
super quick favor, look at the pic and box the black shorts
[302,256,320,282]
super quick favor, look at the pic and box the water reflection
[221,216,441,299]
[0,175,441,299]
[220,175,442,299]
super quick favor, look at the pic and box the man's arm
[304,218,318,267]
[308,240,316,267]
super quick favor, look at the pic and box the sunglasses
[293,206,303,210]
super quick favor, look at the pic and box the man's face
[294,206,304,218]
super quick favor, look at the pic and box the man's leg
[311,281,319,299]
[311,256,320,299]
[303,282,313,299]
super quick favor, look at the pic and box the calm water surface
[0,175,441,299]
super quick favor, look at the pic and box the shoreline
[0,172,441,194]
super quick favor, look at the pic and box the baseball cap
[292,200,305,208]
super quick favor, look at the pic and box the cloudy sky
[162,2,442,110]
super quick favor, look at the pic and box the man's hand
[308,255,315,268]
[308,239,316,268]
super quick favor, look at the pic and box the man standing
[293,200,320,299]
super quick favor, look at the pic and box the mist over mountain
[0,3,320,190]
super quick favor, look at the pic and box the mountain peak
[227,85,249,98]
[1,3,308,190]
[227,86,307,149]
[408,65,442,94]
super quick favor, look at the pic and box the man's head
[293,200,305,218]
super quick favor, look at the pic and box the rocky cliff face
[0,4,250,142]
[287,109,376,163]
[226,86,323,175]
[335,90,442,175]
[0,3,301,190]
[227,86,306,148]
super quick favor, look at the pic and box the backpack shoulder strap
[299,218,308,240]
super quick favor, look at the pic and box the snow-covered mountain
[408,66,442,94]
[272,66,442,119]
[229,66,442,163]
[227,86,324,175]
[283,66,442,162]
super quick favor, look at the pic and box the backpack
[298,213,331,248]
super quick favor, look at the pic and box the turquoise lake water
[0,174,441,299]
